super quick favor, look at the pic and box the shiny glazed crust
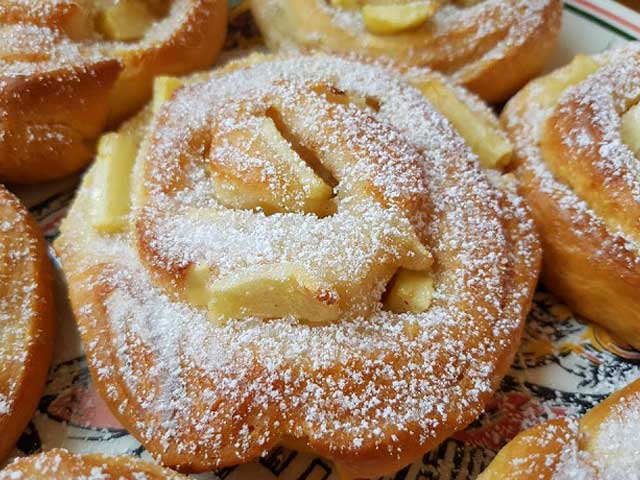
[0,185,55,462]
[249,0,562,103]
[56,55,540,478]
[501,44,640,350]
[0,0,227,184]
[0,449,187,479]
[478,378,640,479]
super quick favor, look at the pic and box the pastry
[56,54,540,477]
[502,43,640,350]
[478,377,640,479]
[249,0,562,103]
[0,449,186,479]
[0,185,55,462]
[0,0,227,184]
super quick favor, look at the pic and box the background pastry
[0,0,227,184]
[0,449,187,479]
[502,43,640,351]
[55,54,540,478]
[249,0,562,103]
[478,377,640,479]
[0,185,55,462]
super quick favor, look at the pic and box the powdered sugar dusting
[495,380,640,480]
[0,187,46,423]
[0,448,186,479]
[57,55,539,471]
[0,0,221,167]
[254,0,559,86]
[503,43,640,267]
[588,389,640,479]
[548,47,640,243]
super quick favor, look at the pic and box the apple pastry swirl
[250,0,562,103]
[479,378,640,480]
[0,0,226,184]
[56,55,540,477]
[502,43,640,350]
[0,449,188,479]
[0,185,55,462]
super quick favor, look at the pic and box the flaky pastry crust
[56,55,540,478]
[0,185,55,462]
[478,378,640,479]
[0,448,187,479]
[250,0,562,103]
[501,43,640,350]
[0,0,227,184]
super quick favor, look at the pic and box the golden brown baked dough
[56,54,540,478]
[0,185,55,462]
[0,449,187,479]
[250,0,562,103]
[502,44,640,351]
[0,0,227,184]
[478,378,640,479]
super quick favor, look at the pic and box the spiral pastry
[0,0,227,184]
[502,44,640,350]
[250,0,562,103]
[479,378,640,479]
[0,449,187,479]
[0,185,55,462]
[56,55,540,477]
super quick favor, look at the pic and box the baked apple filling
[537,51,640,251]
[94,0,167,41]
[411,76,513,168]
[87,69,514,322]
[329,0,485,35]
[622,102,640,157]
[90,75,436,324]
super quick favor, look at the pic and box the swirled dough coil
[0,448,187,479]
[56,54,540,477]
[250,0,562,103]
[0,185,55,462]
[0,0,227,184]
[479,378,640,480]
[502,43,640,350]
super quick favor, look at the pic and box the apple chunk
[91,133,138,233]
[385,269,434,313]
[187,264,342,324]
[362,1,439,35]
[152,76,184,113]
[537,54,600,109]
[415,78,513,169]
[97,0,155,41]
[622,103,640,158]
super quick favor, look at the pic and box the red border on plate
[571,0,640,35]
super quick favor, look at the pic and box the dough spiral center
[136,77,434,324]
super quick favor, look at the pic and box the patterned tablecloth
[6,1,640,478]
